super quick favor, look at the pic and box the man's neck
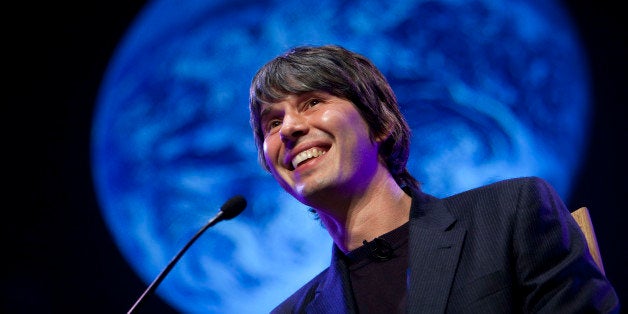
[316,170,412,253]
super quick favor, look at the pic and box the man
[248,45,619,313]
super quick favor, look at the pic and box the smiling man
[248,45,619,313]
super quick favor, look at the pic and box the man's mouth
[291,147,327,169]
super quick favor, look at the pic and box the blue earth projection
[91,0,590,312]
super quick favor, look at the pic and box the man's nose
[279,112,308,143]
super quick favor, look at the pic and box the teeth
[291,148,326,169]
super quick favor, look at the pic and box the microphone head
[220,195,247,220]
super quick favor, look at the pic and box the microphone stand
[127,196,246,313]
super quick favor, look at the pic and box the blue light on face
[91,0,589,312]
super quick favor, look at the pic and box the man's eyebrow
[259,105,274,120]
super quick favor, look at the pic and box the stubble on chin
[293,176,336,206]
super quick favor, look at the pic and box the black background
[5,1,627,313]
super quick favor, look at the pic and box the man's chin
[293,182,338,207]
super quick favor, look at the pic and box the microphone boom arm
[127,196,247,313]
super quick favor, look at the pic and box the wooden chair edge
[571,207,605,275]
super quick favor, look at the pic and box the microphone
[362,237,394,261]
[127,195,247,313]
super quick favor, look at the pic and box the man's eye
[307,99,321,107]
[265,120,282,133]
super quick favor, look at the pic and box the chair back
[571,207,605,275]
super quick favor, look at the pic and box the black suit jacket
[271,177,620,313]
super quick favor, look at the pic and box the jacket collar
[308,245,356,313]
[406,188,466,312]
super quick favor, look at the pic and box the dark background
[5,1,626,312]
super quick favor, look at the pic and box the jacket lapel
[407,192,466,313]
[307,246,356,314]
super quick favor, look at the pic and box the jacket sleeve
[512,177,619,313]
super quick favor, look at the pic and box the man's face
[259,91,381,207]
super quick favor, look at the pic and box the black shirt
[342,222,410,313]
